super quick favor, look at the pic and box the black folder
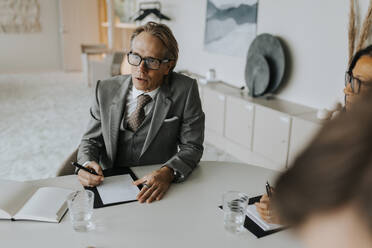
[84,167,142,209]
[220,195,286,238]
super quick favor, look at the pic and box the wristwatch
[172,169,181,182]
[163,165,181,182]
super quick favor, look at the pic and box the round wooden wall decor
[246,33,286,96]
[245,53,270,97]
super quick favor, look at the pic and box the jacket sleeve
[164,80,205,182]
[77,80,106,166]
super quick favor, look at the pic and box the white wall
[0,0,62,73]
[159,0,371,109]
[1,0,370,109]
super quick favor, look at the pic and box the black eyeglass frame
[344,71,372,106]
[345,71,364,95]
[127,51,172,70]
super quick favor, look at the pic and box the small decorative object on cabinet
[244,53,270,97]
[245,33,286,97]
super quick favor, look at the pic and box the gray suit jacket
[77,72,205,182]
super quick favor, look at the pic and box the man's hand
[254,194,280,224]
[77,161,104,187]
[133,166,174,204]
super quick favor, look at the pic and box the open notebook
[0,180,73,223]
[246,204,283,231]
[219,195,286,238]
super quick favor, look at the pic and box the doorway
[58,0,100,71]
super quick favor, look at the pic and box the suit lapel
[107,76,131,163]
[140,82,172,157]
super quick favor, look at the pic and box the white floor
[0,72,239,181]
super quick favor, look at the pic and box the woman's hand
[254,193,280,224]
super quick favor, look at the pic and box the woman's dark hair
[348,44,372,73]
[273,93,372,230]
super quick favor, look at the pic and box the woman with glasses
[255,44,372,224]
[344,44,372,110]
[273,93,372,248]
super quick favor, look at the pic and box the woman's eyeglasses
[345,71,372,94]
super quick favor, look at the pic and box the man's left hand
[133,166,174,203]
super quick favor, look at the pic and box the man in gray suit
[77,22,205,204]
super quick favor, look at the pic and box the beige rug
[0,72,239,181]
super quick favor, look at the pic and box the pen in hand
[265,181,272,198]
[72,162,99,176]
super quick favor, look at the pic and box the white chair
[80,44,108,87]
[89,51,126,87]
[56,149,78,177]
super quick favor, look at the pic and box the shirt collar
[132,85,160,100]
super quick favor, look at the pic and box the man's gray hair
[130,22,179,72]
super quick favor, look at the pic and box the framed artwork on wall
[204,0,258,57]
[0,0,41,33]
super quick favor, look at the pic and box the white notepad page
[246,204,283,231]
[14,187,73,222]
[0,180,35,219]
[96,175,140,205]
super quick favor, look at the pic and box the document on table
[246,204,283,231]
[96,175,140,205]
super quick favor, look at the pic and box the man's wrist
[161,166,175,182]
[82,161,92,167]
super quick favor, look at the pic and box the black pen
[71,162,99,176]
[265,181,272,198]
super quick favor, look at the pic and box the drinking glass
[67,190,94,232]
[223,191,248,234]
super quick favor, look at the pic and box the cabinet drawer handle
[279,116,290,123]
[245,104,253,111]
[218,94,225,101]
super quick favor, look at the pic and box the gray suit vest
[114,107,154,167]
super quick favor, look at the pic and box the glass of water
[223,191,248,234]
[67,190,94,232]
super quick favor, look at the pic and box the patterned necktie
[127,94,152,132]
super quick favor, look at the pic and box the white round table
[0,161,302,248]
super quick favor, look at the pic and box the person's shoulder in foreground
[256,44,372,224]
[273,93,372,248]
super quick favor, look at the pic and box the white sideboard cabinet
[252,105,291,167]
[225,96,254,149]
[203,86,226,136]
[198,80,325,171]
[287,113,323,166]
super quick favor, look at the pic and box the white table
[0,161,302,248]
